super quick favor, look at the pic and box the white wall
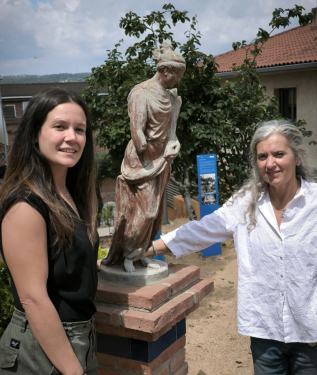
[0,106,8,153]
[260,69,317,167]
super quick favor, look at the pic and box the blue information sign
[196,154,221,257]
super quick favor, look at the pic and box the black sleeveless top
[0,191,99,322]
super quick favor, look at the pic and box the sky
[0,0,316,76]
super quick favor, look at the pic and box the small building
[214,8,317,166]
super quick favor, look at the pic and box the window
[5,105,16,117]
[22,101,29,112]
[279,88,296,122]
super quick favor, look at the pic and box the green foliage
[210,64,279,199]
[83,4,314,206]
[96,153,119,181]
[100,205,115,227]
[98,245,109,259]
[0,261,14,338]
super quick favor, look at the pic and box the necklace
[59,188,71,199]
[270,201,287,218]
[270,186,300,219]
[64,189,71,199]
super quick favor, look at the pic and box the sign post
[197,154,221,257]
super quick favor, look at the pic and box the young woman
[0,88,101,375]
[146,120,317,374]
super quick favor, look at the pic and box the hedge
[0,261,14,338]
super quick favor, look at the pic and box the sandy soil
[161,218,254,375]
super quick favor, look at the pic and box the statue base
[95,264,214,375]
[99,259,169,286]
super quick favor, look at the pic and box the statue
[103,43,186,272]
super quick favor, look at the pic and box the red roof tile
[214,24,317,73]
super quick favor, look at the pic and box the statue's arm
[128,90,148,154]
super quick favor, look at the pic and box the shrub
[98,245,109,259]
[0,261,14,338]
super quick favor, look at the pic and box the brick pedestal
[95,264,214,375]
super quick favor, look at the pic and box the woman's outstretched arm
[144,238,172,258]
[2,202,85,375]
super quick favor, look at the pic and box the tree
[83,4,314,218]
[215,5,314,198]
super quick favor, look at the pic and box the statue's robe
[104,79,181,266]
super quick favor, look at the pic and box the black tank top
[0,191,99,322]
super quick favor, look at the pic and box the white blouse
[162,179,317,343]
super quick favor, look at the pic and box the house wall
[6,124,18,146]
[3,99,24,118]
[259,68,317,167]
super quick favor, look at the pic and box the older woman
[146,120,317,374]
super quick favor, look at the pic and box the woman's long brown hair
[0,88,98,254]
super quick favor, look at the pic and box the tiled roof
[215,24,317,73]
[1,82,88,97]
[3,106,19,125]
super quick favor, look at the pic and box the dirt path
[162,219,254,375]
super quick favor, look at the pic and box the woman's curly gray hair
[235,119,313,229]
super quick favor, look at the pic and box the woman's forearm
[145,238,171,258]
[23,296,84,375]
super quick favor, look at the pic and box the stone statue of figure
[103,43,186,272]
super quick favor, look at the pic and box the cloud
[0,0,315,75]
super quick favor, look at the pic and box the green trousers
[0,309,98,374]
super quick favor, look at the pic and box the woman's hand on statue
[164,140,180,160]
[144,247,155,258]
[144,239,171,258]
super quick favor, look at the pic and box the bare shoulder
[3,201,45,225]
[2,201,49,302]
[2,201,48,277]
[2,201,46,242]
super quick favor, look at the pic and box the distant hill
[1,73,91,84]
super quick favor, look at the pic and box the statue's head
[153,43,186,76]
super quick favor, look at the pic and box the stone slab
[99,260,169,287]
[96,264,202,312]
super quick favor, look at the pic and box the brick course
[96,264,213,375]
[169,349,185,373]
[97,336,186,375]
[96,264,202,312]
[171,362,188,375]
[95,282,210,341]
